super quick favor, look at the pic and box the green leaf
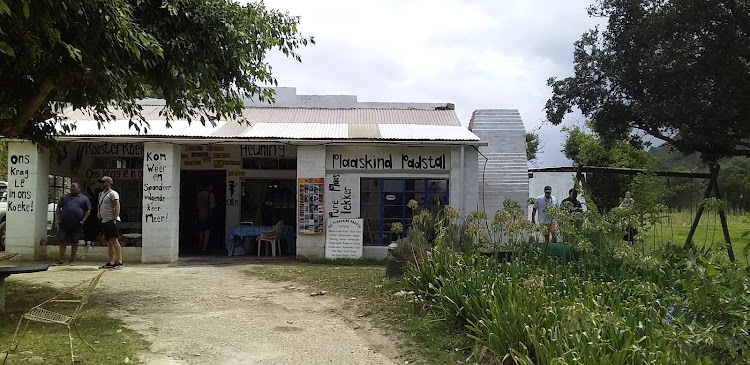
[22,0,29,18]
[0,0,10,16]
[0,41,15,57]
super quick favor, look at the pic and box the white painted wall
[141,143,181,263]
[296,146,327,258]
[450,146,479,216]
[5,142,49,259]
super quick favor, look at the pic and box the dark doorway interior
[180,170,226,255]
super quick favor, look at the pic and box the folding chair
[4,272,105,365]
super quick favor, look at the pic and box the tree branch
[3,78,55,138]
[636,125,678,146]
[728,149,750,157]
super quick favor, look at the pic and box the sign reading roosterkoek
[327,146,450,171]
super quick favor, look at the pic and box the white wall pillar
[449,146,479,216]
[141,143,180,263]
[296,145,326,258]
[5,141,49,260]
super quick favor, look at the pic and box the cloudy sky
[259,0,603,166]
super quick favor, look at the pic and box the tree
[0,0,314,144]
[563,126,657,211]
[545,0,750,260]
[525,132,540,162]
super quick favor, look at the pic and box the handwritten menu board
[298,178,325,235]
[325,219,363,259]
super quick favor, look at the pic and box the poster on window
[325,219,363,259]
[325,174,360,219]
[298,178,325,235]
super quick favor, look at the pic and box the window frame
[360,178,449,246]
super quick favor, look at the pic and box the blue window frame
[360,178,449,246]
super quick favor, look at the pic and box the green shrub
[403,178,750,364]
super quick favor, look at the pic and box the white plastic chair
[256,221,284,257]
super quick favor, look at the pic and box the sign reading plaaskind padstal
[325,219,363,259]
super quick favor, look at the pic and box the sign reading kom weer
[327,147,450,171]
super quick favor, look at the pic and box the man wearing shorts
[532,185,560,243]
[97,176,123,269]
[55,183,91,265]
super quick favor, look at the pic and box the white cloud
[255,0,602,166]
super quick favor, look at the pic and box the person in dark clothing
[561,188,583,212]
[83,187,103,246]
[196,184,216,254]
[55,183,92,265]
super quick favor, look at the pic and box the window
[91,157,142,169]
[361,178,449,246]
[48,175,72,205]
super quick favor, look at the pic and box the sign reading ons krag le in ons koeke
[325,219,363,259]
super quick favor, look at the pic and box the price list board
[298,178,325,235]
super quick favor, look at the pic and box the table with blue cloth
[226,225,296,256]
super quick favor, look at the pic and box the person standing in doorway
[531,185,560,243]
[97,176,123,269]
[197,184,216,254]
[55,183,91,265]
[83,187,102,246]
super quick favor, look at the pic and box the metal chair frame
[4,271,105,365]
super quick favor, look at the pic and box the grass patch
[0,281,146,365]
[244,263,471,364]
[640,210,750,264]
[296,256,387,267]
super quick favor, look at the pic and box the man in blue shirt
[55,183,91,265]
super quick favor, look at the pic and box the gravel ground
[7,258,401,365]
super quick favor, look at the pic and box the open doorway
[240,179,297,255]
[180,170,226,255]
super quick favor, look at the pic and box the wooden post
[710,164,735,262]
[685,180,713,249]
[0,276,6,312]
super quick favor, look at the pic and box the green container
[545,243,579,261]
[385,246,407,278]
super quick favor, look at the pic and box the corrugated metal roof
[236,123,348,139]
[348,124,381,139]
[239,107,461,126]
[378,124,480,141]
[58,105,480,143]
[65,105,461,125]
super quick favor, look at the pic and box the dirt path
[8,258,401,365]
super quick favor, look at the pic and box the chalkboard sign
[325,219,363,259]
[298,178,325,235]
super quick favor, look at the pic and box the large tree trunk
[2,79,55,138]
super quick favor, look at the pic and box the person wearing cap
[97,176,123,269]
[531,185,560,243]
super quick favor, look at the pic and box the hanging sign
[325,219,363,259]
